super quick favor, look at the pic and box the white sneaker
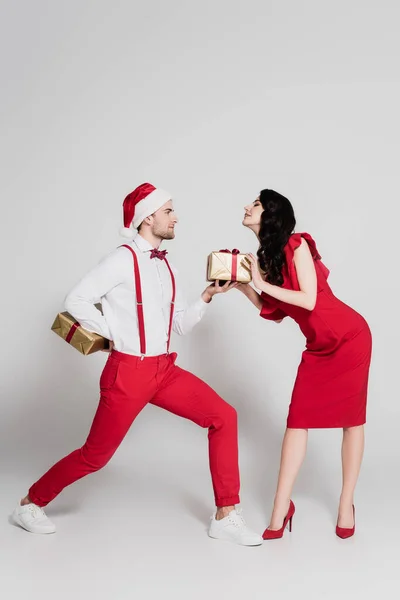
[12,502,56,534]
[208,508,263,546]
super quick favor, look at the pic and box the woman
[239,189,372,540]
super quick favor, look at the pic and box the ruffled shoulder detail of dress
[259,291,287,321]
[284,233,330,284]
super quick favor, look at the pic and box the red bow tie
[150,248,168,260]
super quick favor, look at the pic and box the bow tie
[150,248,168,260]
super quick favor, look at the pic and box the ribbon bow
[150,248,168,260]
[218,249,241,281]
[219,248,240,255]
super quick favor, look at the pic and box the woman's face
[242,197,264,229]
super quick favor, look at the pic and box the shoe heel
[288,516,293,532]
[263,500,295,541]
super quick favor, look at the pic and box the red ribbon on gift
[65,322,80,344]
[219,248,240,282]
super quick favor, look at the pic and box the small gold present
[51,304,108,355]
[207,249,251,283]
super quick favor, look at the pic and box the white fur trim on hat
[132,188,172,229]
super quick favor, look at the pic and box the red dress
[260,233,372,428]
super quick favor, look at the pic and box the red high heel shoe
[336,505,355,539]
[262,500,295,540]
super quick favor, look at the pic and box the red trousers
[29,351,240,507]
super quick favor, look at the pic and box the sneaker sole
[208,531,263,546]
[12,509,56,535]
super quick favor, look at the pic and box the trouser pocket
[100,356,120,391]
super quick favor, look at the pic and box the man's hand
[202,280,239,303]
[102,340,114,353]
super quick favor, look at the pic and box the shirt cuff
[195,296,211,315]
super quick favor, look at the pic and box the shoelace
[210,508,247,528]
[28,505,45,518]
[227,509,246,528]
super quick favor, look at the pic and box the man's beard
[153,226,175,240]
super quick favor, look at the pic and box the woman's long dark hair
[257,189,296,286]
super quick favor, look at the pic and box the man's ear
[143,214,154,226]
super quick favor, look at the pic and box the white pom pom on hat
[120,226,135,238]
[120,183,172,237]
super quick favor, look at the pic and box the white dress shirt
[64,233,209,356]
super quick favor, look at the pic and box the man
[12,183,262,546]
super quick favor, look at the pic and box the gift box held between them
[207,249,251,283]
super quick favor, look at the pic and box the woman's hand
[245,254,265,291]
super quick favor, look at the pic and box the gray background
[1,1,399,598]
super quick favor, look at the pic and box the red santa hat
[120,183,172,237]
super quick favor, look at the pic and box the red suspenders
[163,258,176,354]
[121,245,176,357]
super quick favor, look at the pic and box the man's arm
[65,248,129,339]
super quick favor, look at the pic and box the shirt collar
[133,232,162,254]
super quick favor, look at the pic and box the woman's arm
[236,283,263,309]
[247,239,317,311]
[237,284,284,322]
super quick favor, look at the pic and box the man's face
[151,200,178,239]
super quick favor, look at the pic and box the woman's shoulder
[285,232,320,259]
[285,232,330,281]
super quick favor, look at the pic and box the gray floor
[2,447,398,600]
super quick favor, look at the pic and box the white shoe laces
[227,509,246,528]
[28,504,45,518]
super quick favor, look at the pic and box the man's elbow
[64,293,75,313]
[64,293,86,316]
[173,315,201,336]
[173,326,185,336]
[172,319,186,336]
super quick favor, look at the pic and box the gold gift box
[207,249,251,283]
[51,304,108,355]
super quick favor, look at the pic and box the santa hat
[120,183,172,238]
